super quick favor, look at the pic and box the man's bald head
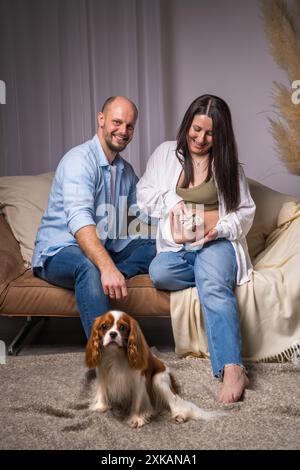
[101,96,138,121]
[97,96,138,162]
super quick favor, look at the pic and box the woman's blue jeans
[33,239,156,339]
[149,239,243,378]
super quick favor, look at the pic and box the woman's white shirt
[136,141,256,285]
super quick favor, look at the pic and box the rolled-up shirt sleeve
[61,154,96,236]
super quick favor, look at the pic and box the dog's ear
[127,315,149,370]
[85,318,102,368]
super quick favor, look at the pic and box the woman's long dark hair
[176,94,240,213]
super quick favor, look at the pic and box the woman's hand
[188,228,218,249]
[170,201,188,218]
[170,201,197,244]
[170,203,219,245]
[187,210,219,247]
[202,228,218,244]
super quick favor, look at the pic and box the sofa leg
[8,316,46,356]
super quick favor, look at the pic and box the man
[32,96,156,338]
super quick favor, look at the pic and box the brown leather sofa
[0,213,170,353]
[0,213,169,318]
[0,178,297,354]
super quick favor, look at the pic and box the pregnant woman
[137,95,256,403]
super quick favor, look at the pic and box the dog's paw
[90,402,111,413]
[128,414,151,428]
[171,413,187,424]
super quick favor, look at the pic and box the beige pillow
[0,172,54,267]
[246,179,298,261]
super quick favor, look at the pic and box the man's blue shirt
[32,135,139,268]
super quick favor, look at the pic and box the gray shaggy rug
[0,351,299,450]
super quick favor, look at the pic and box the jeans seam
[75,277,94,335]
[201,301,221,377]
[75,264,107,336]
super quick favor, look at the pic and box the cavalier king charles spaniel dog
[86,310,222,428]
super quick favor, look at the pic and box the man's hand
[101,265,128,300]
[75,225,128,300]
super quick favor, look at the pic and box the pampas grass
[260,0,300,175]
[273,82,300,143]
[269,119,300,174]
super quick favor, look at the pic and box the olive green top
[176,178,219,212]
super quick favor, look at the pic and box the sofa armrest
[0,214,26,297]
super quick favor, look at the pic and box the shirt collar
[91,134,124,170]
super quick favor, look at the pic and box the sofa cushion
[246,179,298,260]
[0,271,170,318]
[0,215,26,300]
[0,172,54,267]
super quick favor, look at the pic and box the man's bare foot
[218,365,249,404]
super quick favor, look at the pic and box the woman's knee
[149,253,193,291]
[148,255,176,289]
[149,261,169,289]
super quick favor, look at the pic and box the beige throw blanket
[170,202,300,362]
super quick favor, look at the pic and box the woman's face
[187,114,213,157]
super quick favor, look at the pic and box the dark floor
[0,316,175,356]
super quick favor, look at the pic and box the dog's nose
[110,331,118,339]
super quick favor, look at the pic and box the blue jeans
[33,238,156,338]
[149,239,243,377]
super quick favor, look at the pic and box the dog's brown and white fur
[86,310,221,428]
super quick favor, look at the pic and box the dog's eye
[119,324,127,332]
[101,323,108,331]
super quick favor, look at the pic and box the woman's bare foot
[218,365,249,404]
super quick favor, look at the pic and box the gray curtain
[0,0,166,177]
